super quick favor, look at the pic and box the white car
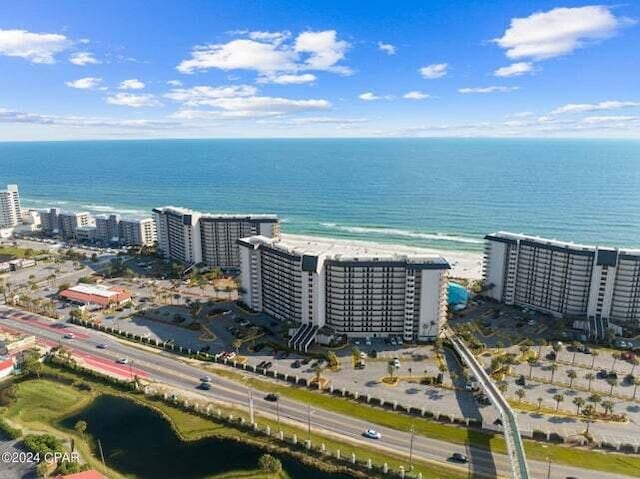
[63,333,75,339]
[363,429,381,440]
[116,358,129,364]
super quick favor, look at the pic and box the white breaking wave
[320,223,483,244]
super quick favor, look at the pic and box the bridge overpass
[447,333,531,479]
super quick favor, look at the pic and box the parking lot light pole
[276,400,280,426]
[409,423,415,467]
[249,389,254,424]
[546,457,551,479]
[307,404,313,441]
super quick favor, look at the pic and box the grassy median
[207,366,640,477]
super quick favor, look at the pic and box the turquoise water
[2,138,639,252]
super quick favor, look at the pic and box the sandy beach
[281,233,484,280]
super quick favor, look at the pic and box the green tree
[633,377,640,400]
[611,352,621,371]
[601,399,614,416]
[74,420,87,437]
[549,363,559,383]
[326,351,338,369]
[585,372,595,391]
[566,369,577,389]
[573,397,585,415]
[553,393,565,413]
[527,357,537,379]
[590,349,599,369]
[537,397,543,410]
[21,350,42,379]
[515,388,526,404]
[607,377,618,397]
[588,393,602,412]
[582,404,596,434]
[387,362,396,379]
[232,338,242,355]
[258,454,282,474]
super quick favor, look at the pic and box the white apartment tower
[484,232,640,336]
[119,218,157,247]
[0,184,21,228]
[238,236,450,342]
[153,206,279,268]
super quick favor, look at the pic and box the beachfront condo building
[119,218,157,247]
[238,235,449,347]
[152,206,280,268]
[95,214,121,243]
[40,208,61,235]
[59,212,92,240]
[0,185,21,228]
[483,232,640,336]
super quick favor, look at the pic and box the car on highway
[116,358,129,364]
[264,393,279,402]
[450,452,469,463]
[200,376,212,383]
[363,429,381,440]
[63,333,75,339]
[96,343,108,349]
[198,382,212,390]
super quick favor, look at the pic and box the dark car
[516,375,526,386]
[597,369,608,379]
[451,453,469,463]
[301,357,312,365]
[264,393,279,402]
[198,382,212,390]
[546,351,556,360]
[292,360,301,368]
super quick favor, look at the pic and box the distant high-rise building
[0,184,21,228]
[58,212,92,239]
[95,214,121,243]
[483,232,640,335]
[119,218,156,246]
[152,206,279,268]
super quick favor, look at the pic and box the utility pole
[276,399,280,426]
[249,389,255,424]
[546,457,551,479]
[409,423,415,468]
[307,404,312,441]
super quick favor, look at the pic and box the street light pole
[546,457,551,479]
[276,400,280,426]
[307,404,312,441]
[249,389,254,424]
[409,423,415,467]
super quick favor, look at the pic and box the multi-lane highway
[0,306,634,479]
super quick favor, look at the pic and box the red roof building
[59,284,131,308]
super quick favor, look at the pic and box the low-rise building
[239,235,449,345]
[59,284,132,309]
[76,225,97,242]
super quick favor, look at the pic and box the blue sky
[1,0,639,139]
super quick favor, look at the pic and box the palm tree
[527,357,536,379]
[537,339,547,359]
[552,342,562,361]
[633,377,640,400]
[588,393,602,412]
[611,352,621,371]
[498,381,508,395]
[387,362,396,379]
[566,369,577,389]
[601,399,614,417]
[537,397,543,410]
[607,377,618,397]
[573,397,585,415]
[549,363,559,383]
[553,393,565,413]
[590,350,599,369]
[585,372,595,391]
[515,388,526,404]
[74,420,87,437]
[232,338,242,355]
[582,404,596,434]
[630,358,639,377]
[571,341,580,365]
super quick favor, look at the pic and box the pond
[61,395,355,479]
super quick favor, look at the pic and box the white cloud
[119,79,145,90]
[294,30,350,74]
[377,41,396,55]
[65,77,103,89]
[494,62,533,77]
[177,30,350,76]
[173,96,329,119]
[0,107,177,129]
[0,28,72,64]
[167,80,182,87]
[508,111,534,118]
[106,93,162,108]
[164,85,257,105]
[359,92,385,101]
[69,51,100,66]
[403,91,430,100]
[582,115,637,124]
[551,100,640,115]
[493,6,627,61]
[419,63,448,79]
[257,73,316,84]
[458,86,520,94]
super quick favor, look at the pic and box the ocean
[1,138,639,253]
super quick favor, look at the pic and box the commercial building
[119,218,156,247]
[153,206,279,268]
[483,232,640,337]
[0,184,21,228]
[59,284,132,309]
[239,235,450,348]
[95,214,120,243]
